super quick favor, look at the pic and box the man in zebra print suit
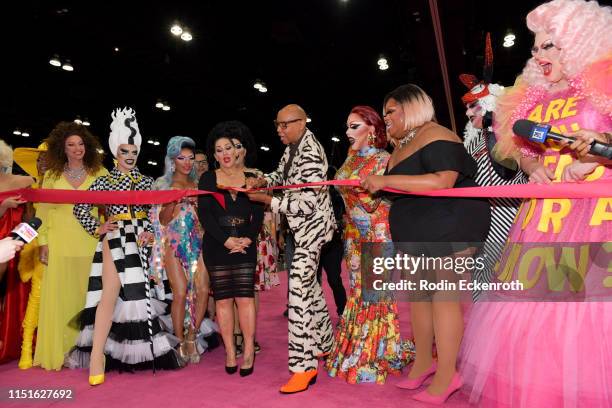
[250,104,336,393]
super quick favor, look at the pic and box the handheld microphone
[513,119,612,159]
[10,217,42,244]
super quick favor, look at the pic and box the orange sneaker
[279,370,318,394]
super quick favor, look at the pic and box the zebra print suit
[265,129,336,372]
[465,131,527,300]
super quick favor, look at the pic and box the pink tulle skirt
[460,301,612,407]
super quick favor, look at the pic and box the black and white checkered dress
[66,167,181,372]
[465,131,528,300]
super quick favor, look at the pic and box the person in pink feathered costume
[459,1,612,407]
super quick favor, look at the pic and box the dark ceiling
[4,0,547,174]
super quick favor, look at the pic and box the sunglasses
[274,118,303,129]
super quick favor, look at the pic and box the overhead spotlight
[379,63,389,71]
[306,118,312,123]
[260,145,270,151]
[114,47,119,52]
[253,81,263,90]
[13,130,21,135]
[147,139,155,144]
[21,132,30,137]
[259,86,268,93]
[147,160,158,166]
[503,40,515,48]
[377,57,388,66]
[62,60,74,71]
[181,32,193,42]
[49,55,61,67]
[504,33,516,42]
[331,136,340,143]
[74,118,83,125]
[155,101,164,108]
[82,120,91,126]
[97,148,104,154]
[154,140,161,146]
[162,105,171,111]
[170,24,183,36]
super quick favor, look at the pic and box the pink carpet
[0,268,471,407]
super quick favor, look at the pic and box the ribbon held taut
[0,179,610,205]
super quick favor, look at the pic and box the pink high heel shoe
[396,361,437,390]
[411,372,463,405]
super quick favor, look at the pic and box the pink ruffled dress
[460,85,612,407]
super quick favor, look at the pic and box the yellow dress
[33,168,108,370]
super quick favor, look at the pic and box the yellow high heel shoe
[89,358,106,386]
[88,373,105,386]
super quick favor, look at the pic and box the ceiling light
[259,86,267,93]
[306,118,312,123]
[377,57,388,66]
[154,141,161,146]
[21,132,30,137]
[147,139,154,144]
[82,120,90,126]
[170,25,183,36]
[74,118,83,124]
[503,40,515,48]
[62,60,74,71]
[379,64,389,71]
[155,101,164,108]
[114,47,119,52]
[181,32,193,42]
[97,148,104,154]
[260,145,270,151]
[49,55,61,67]
[504,33,516,42]
[13,130,21,135]
[162,105,170,111]
[331,136,340,142]
[253,81,263,90]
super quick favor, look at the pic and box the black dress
[385,140,491,256]
[198,170,264,300]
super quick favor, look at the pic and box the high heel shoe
[279,370,318,394]
[185,340,200,364]
[225,351,238,375]
[239,353,255,377]
[396,361,437,390]
[411,372,463,405]
[89,373,105,386]
[88,358,106,386]
[178,341,190,366]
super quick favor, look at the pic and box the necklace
[64,164,86,180]
[398,128,418,149]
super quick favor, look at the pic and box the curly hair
[521,0,612,87]
[349,105,387,149]
[207,120,257,167]
[44,121,104,178]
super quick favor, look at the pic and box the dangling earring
[368,133,376,146]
